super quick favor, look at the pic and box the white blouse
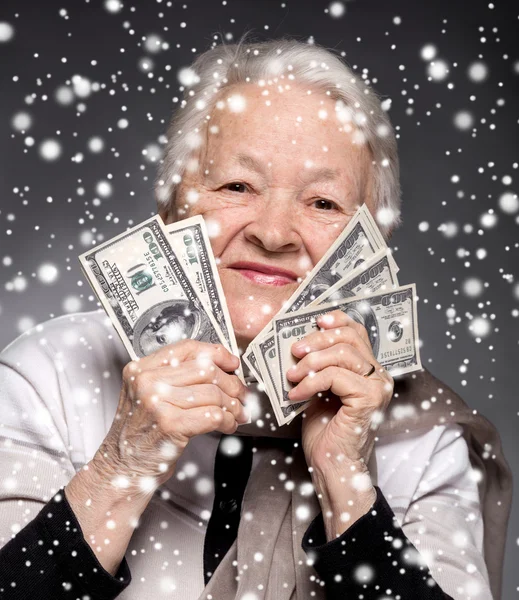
[0,311,491,599]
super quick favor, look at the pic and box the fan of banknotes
[79,204,422,428]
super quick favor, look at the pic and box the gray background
[0,0,517,595]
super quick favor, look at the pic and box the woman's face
[161,82,374,350]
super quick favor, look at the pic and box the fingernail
[292,342,308,354]
[318,314,335,325]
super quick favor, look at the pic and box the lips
[227,261,298,286]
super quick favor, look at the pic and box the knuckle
[123,360,140,380]
[209,384,225,406]
[229,375,243,397]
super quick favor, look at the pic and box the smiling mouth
[228,262,298,287]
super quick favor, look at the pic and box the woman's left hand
[287,309,394,482]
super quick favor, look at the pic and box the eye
[221,182,249,193]
[313,199,338,211]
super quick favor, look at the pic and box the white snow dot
[353,564,375,583]
[418,221,429,232]
[88,137,105,153]
[17,317,36,333]
[62,296,82,313]
[143,143,162,163]
[39,139,62,161]
[105,0,123,13]
[376,207,399,228]
[498,192,519,214]
[205,218,221,239]
[37,263,59,284]
[0,22,15,43]
[328,2,346,18]
[479,211,497,229]
[468,61,488,83]
[220,436,243,456]
[428,60,449,81]
[11,112,32,132]
[351,472,372,492]
[96,180,112,198]
[195,477,213,495]
[177,67,200,87]
[469,316,491,338]
[182,462,199,478]
[420,44,437,61]
[55,85,75,106]
[462,277,484,298]
[72,75,92,98]
[144,33,164,54]
[439,221,459,238]
[227,94,246,113]
[453,111,474,130]
[139,476,157,493]
[295,505,310,521]
[159,576,177,592]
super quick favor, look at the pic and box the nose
[243,194,303,254]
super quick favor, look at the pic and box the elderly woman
[0,36,512,600]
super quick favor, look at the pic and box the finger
[286,343,373,383]
[151,361,248,403]
[124,340,240,375]
[171,405,239,442]
[291,322,375,366]
[288,365,377,403]
[160,384,249,423]
[317,310,373,351]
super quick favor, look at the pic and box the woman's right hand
[92,340,249,494]
[63,339,247,576]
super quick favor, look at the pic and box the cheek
[301,223,343,265]
[184,207,244,257]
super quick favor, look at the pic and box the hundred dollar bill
[274,283,422,406]
[309,248,400,308]
[79,215,227,361]
[242,345,265,386]
[273,249,400,407]
[245,209,400,413]
[167,215,237,356]
[253,332,311,426]
[281,204,387,314]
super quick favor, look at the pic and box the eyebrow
[232,152,341,183]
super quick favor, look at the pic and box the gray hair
[154,32,402,238]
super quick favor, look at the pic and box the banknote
[271,249,400,407]
[274,283,422,406]
[166,215,238,356]
[245,203,389,362]
[252,331,311,426]
[79,215,227,361]
[242,345,265,386]
[308,248,400,308]
[281,204,387,314]
[244,207,399,420]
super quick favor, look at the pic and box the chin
[229,307,272,351]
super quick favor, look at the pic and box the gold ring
[362,363,376,378]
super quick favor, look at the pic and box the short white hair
[154,32,402,238]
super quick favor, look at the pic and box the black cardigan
[0,484,453,599]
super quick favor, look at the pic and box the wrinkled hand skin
[93,339,249,496]
[287,310,394,537]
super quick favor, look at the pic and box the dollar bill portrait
[133,299,216,356]
[0,26,512,600]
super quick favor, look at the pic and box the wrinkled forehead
[185,81,372,181]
